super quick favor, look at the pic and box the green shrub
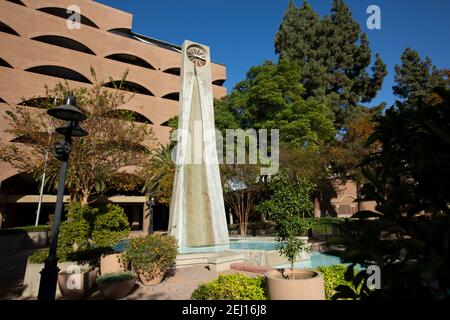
[28,246,114,265]
[191,274,266,300]
[28,249,50,264]
[0,225,51,235]
[317,265,356,300]
[66,246,115,267]
[123,234,178,276]
[57,203,96,260]
[96,271,137,284]
[92,204,130,247]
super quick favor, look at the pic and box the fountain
[168,40,229,248]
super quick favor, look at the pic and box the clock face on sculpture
[186,45,207,67]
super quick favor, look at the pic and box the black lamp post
[37,95,87,301]
[147,193,156,234]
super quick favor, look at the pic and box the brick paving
[0,250,258,300]
[90,265,257,300]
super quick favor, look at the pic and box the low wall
[22,261,89,299]
[0,233,25,257]
[0,231,50,257]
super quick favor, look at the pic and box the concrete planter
[22,261,88,299]
[97,277,136,300]
[57,268,99,300]
[0,233,25,257]
[24,231,49,249]
[100,253,126,275]
[265,269,325,300]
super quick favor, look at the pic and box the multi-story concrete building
[0,0,227,231]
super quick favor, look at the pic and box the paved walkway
[0,250,33,299]
[90,265,256,300]
[0,250,256,300]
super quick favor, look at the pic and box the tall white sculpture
[168,40,229,247]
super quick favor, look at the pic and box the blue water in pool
[113,240,346,268]
[113,240,281,254]
[274,251,343,269]
[179,240,282,253]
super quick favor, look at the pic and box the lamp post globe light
[37,95,88,301]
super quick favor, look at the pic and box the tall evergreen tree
[275,0,387,127]
[393,47,442,105]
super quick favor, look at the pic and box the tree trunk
[81,193,89,206]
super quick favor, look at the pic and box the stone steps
[175,251,245,271]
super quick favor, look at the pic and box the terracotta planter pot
[100,253,126,275]
[58,268,99,300]
[137,270,165,286]
[97,277,136,300]
[265,269,325,300]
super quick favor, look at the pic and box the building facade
[0,0,227,231]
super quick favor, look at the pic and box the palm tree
[141,143,175,205]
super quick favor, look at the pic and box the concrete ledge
[230,263,274,274]
[175,252,245,271]
[22,261,89,299]
[207,253,245,272]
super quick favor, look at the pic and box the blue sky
[97,0,450,108]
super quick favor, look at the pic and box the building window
[103,81,154,96]
[6,0,26,6]
[25,65,92,84]
[0,21,19,36]
[32,35,96,55]
[0,57,13,68]
[213,79,226,86]
[163,68,181,76]
[105,54,155,70]
[161,92,179,101]
[18,97,59,108]
[106,109,153,125]
[37,7,99,29]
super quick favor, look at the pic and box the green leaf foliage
[336,88,450,299]
[92,204,130,247]
[257,174,314,269]
[57,203,129,262]
[123,234,178,276]
[316,264,357,300]
[274,0,387,127]
[191,274,266,300]
[96,271,137,284]
[214,60,336,148]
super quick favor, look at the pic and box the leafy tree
[221,163,263,236]
[327,105,383,203]
[334,88,450,299]
[58,202,130,259]
[275,0,387,126]
[0,69,152,204]
[393,48,444,105]
[257,173,315,277]
[215,60,336,148]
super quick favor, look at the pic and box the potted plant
[58,265,98,300]
[257,175,325,300]
[123,234,178,286]
[96,271,137,300]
